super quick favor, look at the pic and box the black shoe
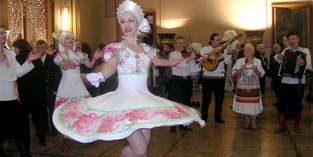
[38,136,46,147]
[191,101,196,107]
[39,139,46,147]
[50,127,58,136]
[51,130,58,136]
[170,126,177,133]
[21,152,32,157]
[305,95,312,102]
[215,118,225,124]
[179,126,193,132]
[16,141,32,157]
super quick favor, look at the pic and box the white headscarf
[116,0,151,33]
[52,31,75,53]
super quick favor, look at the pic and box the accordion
[279,50,306,79]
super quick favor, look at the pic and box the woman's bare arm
[94,55,118,79]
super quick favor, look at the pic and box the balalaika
[279,49,306,79]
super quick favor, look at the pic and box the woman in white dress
[188,43,202,107]
[53,31,102,151]
[53,31,102,108]
[232,43,265,130]
[52,1,204,157]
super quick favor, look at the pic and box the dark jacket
[42,54,62,96]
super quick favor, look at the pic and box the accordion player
[279,49,307,79]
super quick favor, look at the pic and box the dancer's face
[119,12,138,37]
[63,34,75,50]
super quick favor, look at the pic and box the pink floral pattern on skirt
[58,101,193,134]
[55,96,91,108]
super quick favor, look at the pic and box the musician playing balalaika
[274,31,312,133]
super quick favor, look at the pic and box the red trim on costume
[236,98,259,103]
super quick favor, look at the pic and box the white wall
[78,0,312,49]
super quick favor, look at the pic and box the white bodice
[117,74,148,93]
[103,43,156,75]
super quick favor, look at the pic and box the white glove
[86,72,105,87]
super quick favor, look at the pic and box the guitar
[202,33,243,71]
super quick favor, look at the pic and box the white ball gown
[53,43,205,143]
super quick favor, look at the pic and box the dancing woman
[53,1,204,157]
[53,31,102,151]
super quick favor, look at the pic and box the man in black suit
[15,39,49,148]
[35,40,62,137]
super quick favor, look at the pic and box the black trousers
[201,78,225,120]
[299,84,305,100]
[0,100,22,139]
[22,98,49,141]
[278,83,303,114]
[0,100,30,149]
[169,76,192,106]
[272,77,281,104]
[46,92,57,132]
[259,76,266,95]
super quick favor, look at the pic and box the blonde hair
[188,43,202,53]
[52,31,74,52]
[244,43,255,54]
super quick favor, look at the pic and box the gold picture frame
[272,2,313,51]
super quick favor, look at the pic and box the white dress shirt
[0,48,34,101]
[41,53,46,63]
[190,59,201,73]
[276,47,312,84]
[200,45,232,77]
[169,50,191,77]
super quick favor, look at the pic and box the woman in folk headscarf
[52,0,204,156]
[232,43,264,131]
[188,43,202,107]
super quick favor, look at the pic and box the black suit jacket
[17,54,61,103]
[42,54,62,96]
[17,59,46,103]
